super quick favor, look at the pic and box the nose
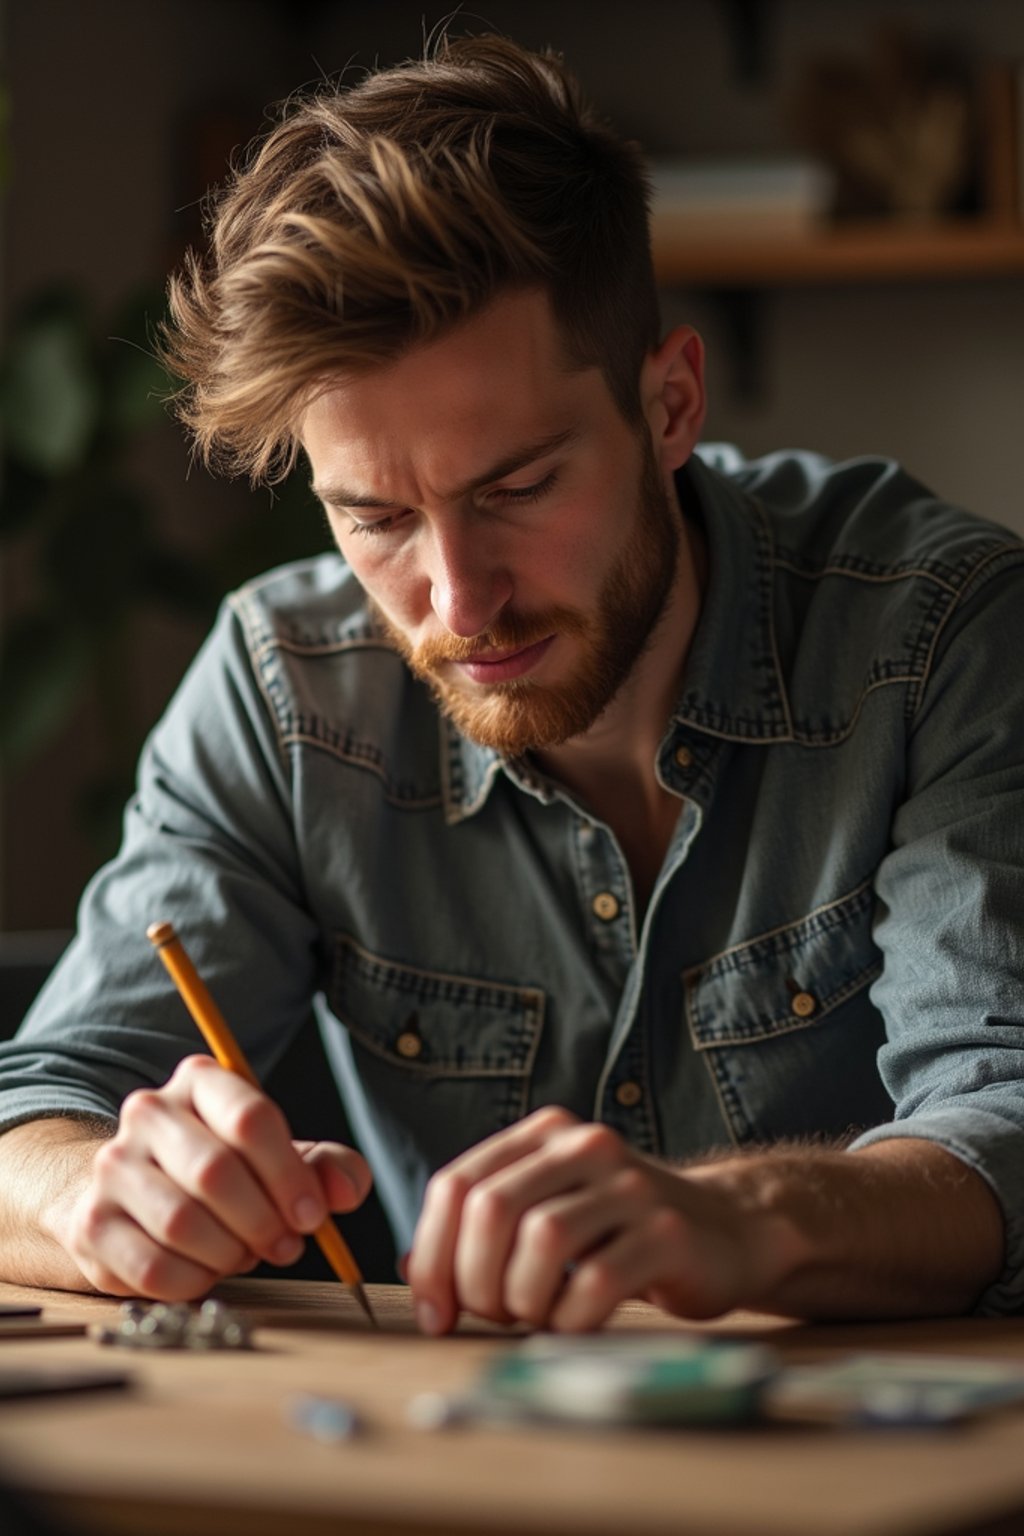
[427,519,513,639]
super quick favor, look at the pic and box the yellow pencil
[146,920,377,1327]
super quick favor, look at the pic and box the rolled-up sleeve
[852,554,1024,1314]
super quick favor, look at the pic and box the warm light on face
[373,432,680,756]
[302,289,698,758]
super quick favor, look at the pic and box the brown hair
[162,33,660,483]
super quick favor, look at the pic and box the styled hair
[162,33,661,483]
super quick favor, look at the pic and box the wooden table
[2,1279,1024,1536]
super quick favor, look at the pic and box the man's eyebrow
[311,425,580,510]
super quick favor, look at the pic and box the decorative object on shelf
[791,26,978,221]
[648,157,832,244]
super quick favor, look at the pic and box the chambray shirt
[6,445,1024,1313]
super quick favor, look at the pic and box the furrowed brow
[451,425,580,499]
[311,424,580,511]
[312,486,400,510]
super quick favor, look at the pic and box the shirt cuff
[849,1107,1024,1316]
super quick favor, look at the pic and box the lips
[453,635,555,684]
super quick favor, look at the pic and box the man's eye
[348,513,401,538]
[494,471,558,505]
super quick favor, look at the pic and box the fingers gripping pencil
[146,921,377,1327]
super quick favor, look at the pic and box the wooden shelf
[652,218,1024,288]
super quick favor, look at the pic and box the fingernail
[273,1234,304,1265]
[416,1299,441,1335]
[293,1196,324,1231]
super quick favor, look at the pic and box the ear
[641,325,706,474]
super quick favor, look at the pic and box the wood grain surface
[1,1280,1024,1536]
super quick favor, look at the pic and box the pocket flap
[330,935,545,1078]
[684,881,881,1049]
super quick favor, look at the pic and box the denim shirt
[6,445,1024,1313]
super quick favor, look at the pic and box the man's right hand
[0,1056,372,1298]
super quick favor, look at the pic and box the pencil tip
[352,1282,379,1329]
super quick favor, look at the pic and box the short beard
[375,437,681,756]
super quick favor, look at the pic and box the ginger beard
[376,436,682,756]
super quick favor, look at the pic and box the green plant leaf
[0,294,100,475]
[0,611,90,763]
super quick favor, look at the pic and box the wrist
[680,1139,1004,1319]
[0,1117,112,1291]
[681,1154,822,1311]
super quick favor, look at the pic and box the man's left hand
[405,1106,793,1333]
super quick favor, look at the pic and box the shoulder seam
[910,545,1024,722]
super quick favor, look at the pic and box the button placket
[573,817,633,969]
[601,1032,657,1154]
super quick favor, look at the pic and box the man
[0,34,1020,1333]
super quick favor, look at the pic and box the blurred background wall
[1,0,1023,935]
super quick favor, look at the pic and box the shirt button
[674,745,693,769]
[791,991,817,1018]
[592,892,620,921]
[395,1031,423,1059]
[615,1080,643,1108]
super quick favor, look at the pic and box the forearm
[0,1117,114,1291]
[685,1137,1005,1319]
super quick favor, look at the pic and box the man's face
[303,289,682,755]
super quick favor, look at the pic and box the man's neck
[534,507,706,816]
[530,505,706,917]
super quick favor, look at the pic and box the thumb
[294,1140,373,1212]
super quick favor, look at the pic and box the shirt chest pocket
[682,881,891,1142]
[326,935,546,1157]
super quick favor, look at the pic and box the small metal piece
[94,1299,254,1351]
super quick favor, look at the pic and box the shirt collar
[673,449,792,744]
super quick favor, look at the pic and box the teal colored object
[477,1337,778,1426]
